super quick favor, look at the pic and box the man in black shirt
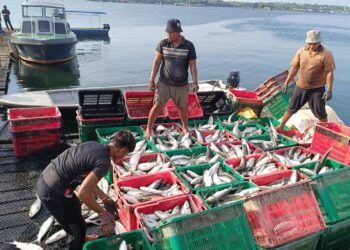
[37,130,135,250]
[2,6,13,31]
[144,19,198,139]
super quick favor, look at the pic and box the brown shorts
[154,81,189,109]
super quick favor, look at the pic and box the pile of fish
[298,148,335,176]
[146,124,182,136]
[119,179,184,205]
[200,186,261,207]
[194,129,237,144]
[168,151,221,167]
[188,116,218,131]
[232,123,265,138]
[209,140,255,159]
[270,147,320,167]
[179,162,238,189]
[230,153,281,178]
[139,200,194,236]
[149,133,194,151]
[113,152,172,178]
[102,130,142,141]
[133,139,151,154]
[258,170,301,190]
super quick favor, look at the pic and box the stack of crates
[8,107,62,157]
[77,89,126,142]
[196,90,233,117]
[255,70,295,119]
[226,88,264,117]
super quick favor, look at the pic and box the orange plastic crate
[166,93,203,120]
[124,91,168,121]
[310,122,350,165]
[8,107,61,132]
[244,180,325,248]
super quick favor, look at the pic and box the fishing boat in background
[66,10,110,38]
[9,0,78,64]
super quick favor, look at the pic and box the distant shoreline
[87,0,350,14]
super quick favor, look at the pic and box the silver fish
[29,196,41,219]
[37,216,55,244]
[6,241,43,250]
[119,240,128,250]
[45,229,67,245]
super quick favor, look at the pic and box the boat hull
[71,28,109,38]
[11,40,77,64]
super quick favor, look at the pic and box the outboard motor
[227,71,240,88]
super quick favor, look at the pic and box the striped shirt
[156,36,196,87]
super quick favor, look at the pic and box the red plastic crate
[76,110,124,125]
[134,194,204,241]
[124,91,168,121]
[113,152,172,180]
[8,107,61,132]
[194,130,239,146]
[310,122,350,165]
[12,129,61,157]
[244,180,325,248]
[250,169,305,186]
[115,171,188,230]
[166,93,203,120]
[225,154,286,180]
[226,89,264,116]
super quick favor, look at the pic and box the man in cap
[144,18,198,139]
[2,6,14,31]
[276,30,335,132]
[37,130,135,250]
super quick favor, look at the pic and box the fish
[115,221,127,234]
[119,240,128,250]
[6,241,43,250]
[29,196,41,219]
[97,177,109,194]
[44,229,67,245]
[37,216,55,244]
[314,147,332,174]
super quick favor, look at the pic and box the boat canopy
[66,10,107,15]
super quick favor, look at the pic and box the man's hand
[192,81,199,92]
[322,91,332,101]
[148,80,156,91]
[102,197,117,217]
[282,82,288,94]
[99,211,115,236]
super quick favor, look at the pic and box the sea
[5,0,350,123]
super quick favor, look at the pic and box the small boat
[10,0,78,64]
[66,10,110,38]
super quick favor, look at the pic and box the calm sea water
[5,0,350,123]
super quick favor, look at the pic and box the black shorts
[287,85,327,119]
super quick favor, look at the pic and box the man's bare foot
[275,126,285,134]
[144,129,151,140]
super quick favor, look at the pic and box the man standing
[276,30,335,131]
[144,19,198,139]
[37,130,135,250]
[2,5,14,31]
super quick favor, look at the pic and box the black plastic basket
[197,91,233,116]
[78,89,126,119]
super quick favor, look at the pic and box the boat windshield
[22,6,65,20]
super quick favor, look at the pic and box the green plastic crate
[83,230,152,250]
[246,134,297,151]
[257,231,322,250]
[164,146,220,168]
[95,125,144,144]
[317,218,350,250]
[233,123,268,138]
[264,84,294,120]
[196,181,257,209]
[78,122,118,143]
[175,162,244,191]
[256,117,290,130]
[152,200,256,250]
[293,160,350,224]
[180,118,224,131]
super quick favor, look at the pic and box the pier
[0,31,11,98]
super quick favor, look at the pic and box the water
[5,0,350,123]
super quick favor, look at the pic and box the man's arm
[189,59,198,90]
[149,51,162,89]
[285,65,299,85]
[326,70,334,92]
[76,171,105,214]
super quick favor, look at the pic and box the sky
[234,0,350,7]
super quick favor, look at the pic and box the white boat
[10,0,78,64]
